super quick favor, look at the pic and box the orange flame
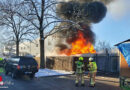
[60,30,96,55]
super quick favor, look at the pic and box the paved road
[0,73,121,90]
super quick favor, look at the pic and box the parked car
[5,56,39,79]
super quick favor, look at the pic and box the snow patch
[35,69,73,77]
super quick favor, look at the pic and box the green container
[120,77,130,90]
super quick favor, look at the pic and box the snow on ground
[35,69,73,77]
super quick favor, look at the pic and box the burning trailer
[115,39,130,90]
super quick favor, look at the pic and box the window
[48,41,51,45]
[36,44,38,47]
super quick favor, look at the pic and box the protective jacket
[0,58,3,61]
[88,61,97,72]
[75,60,84,74]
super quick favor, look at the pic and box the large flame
[60,30,96,55]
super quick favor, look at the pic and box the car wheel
[30,74,35,79]
[11,72,17,79]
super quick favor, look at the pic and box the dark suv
[5,56,38,79]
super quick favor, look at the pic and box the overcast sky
[92,0,130,46]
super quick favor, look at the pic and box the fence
[45,54,120,73]
[95,54,119,73]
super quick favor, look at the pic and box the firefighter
[0,57,3,61]
[88,57,97,87]
[75,56,85,87]
[0,57,3,67]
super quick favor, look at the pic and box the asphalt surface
[0,72,121,90]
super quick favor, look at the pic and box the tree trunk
[40,32,45,68]
[39,0,45,68]
[16,40,19,56]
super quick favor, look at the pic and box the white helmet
[89,57,93,61]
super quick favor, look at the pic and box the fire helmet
[79,57,84,61]
[89,57,93,62]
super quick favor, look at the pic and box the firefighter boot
[89,77,95,87]
[81,83,85,87]
[75,79,79,87]
[75,83,79,87]
[81,75,85,87]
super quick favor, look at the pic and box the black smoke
[82,2,107,23]
[78,0,114,4]
[55,1,107,55]
[57,1,107,23]
[60,0,114,4]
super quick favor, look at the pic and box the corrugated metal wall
[95,54,119,73]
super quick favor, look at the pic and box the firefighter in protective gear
[0,58,3,67]
[0,58,3,61]
[75,56,85,87]
[88,57,97,87]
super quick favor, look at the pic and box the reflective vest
[0,58,3,61]
[88,61,97,72]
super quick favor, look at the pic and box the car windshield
[19,57,37,66]
[11,58,20,62]
[8,58,20,63]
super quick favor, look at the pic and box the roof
[115,39,130,46]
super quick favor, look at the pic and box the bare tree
[0,0,37,56]
[16,0,77,68]
[95,40,111,54]
[17,0,107,68]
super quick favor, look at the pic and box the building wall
[18,34,57,57]
[2,33,58,57]
[3,47,9,54]
[3,45,16,56]
[120,52,130,78]
[45,33,61,57]
[29,38,40,56]
[19,42,30,56]
[19,38,40,56]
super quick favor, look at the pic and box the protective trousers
[75,73,84,85]
[89,71,96,86]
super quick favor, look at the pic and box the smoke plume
[57,0,114,4]
[57,1,107,23]
[55,0,113,55]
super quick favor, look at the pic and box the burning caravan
[115,39,130,90]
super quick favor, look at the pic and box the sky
[92,0,130,46]
[1,0,130,48]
